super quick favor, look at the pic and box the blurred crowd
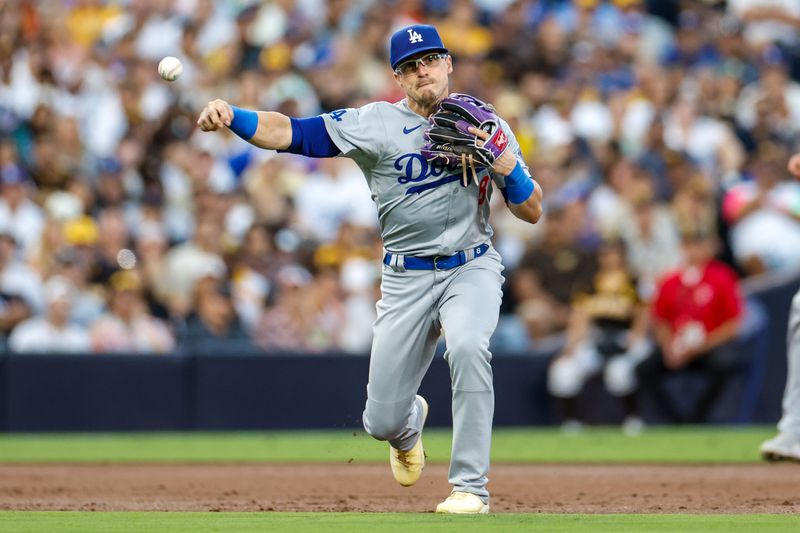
[0,0,799,356]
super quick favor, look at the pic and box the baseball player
[197,24,542,513]
[760,152,800,462]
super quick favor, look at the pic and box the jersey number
[478,175,490,205]
[329,109,347,122]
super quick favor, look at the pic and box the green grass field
[0,426,777,463]
[0,512,797,532]
[1,427,794,532]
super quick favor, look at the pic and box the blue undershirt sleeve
[283,116,341,158]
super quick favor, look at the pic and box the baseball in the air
[158,56,182,81]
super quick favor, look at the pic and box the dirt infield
[0,463,798,513]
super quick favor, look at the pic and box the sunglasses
[395,53,448,76]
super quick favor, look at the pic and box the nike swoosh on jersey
[403,125,422,134]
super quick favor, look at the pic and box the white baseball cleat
[760,433,800,462]
[389,395,428,487]
[435,491,490,514]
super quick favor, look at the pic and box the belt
[383,243,490,272]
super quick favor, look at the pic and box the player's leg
[435,250,503,509]
[762,290,800,461]
[778,290,800,438]
[362,268,440,453]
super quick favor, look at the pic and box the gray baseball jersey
[320,98,530,502]
[321,99,529,256]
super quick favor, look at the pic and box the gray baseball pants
[778,290,800,438]
[362,246,504,501]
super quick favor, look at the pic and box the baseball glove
[421,93,509,186]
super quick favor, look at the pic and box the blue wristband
[228,106,259,140]
[504,161,535,204]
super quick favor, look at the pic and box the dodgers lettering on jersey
[321,99,530,256]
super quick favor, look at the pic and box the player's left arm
[470,125,542,224]
[493,149,543,223]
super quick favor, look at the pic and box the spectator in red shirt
[637,224,745,423]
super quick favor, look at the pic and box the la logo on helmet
[407,29,423,43]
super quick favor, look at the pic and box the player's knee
[363,415,404,441]
[444,335,492,390]
[547,359,583,398]
[604,357,637,396]
[362,404,406,441]
[445,334,491,366]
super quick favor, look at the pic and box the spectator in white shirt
[0,163,45,256]
[8,276,90,354]
[0,226,43,336]
[162,215,226,317]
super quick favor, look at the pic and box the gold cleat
[389,395,428,487]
